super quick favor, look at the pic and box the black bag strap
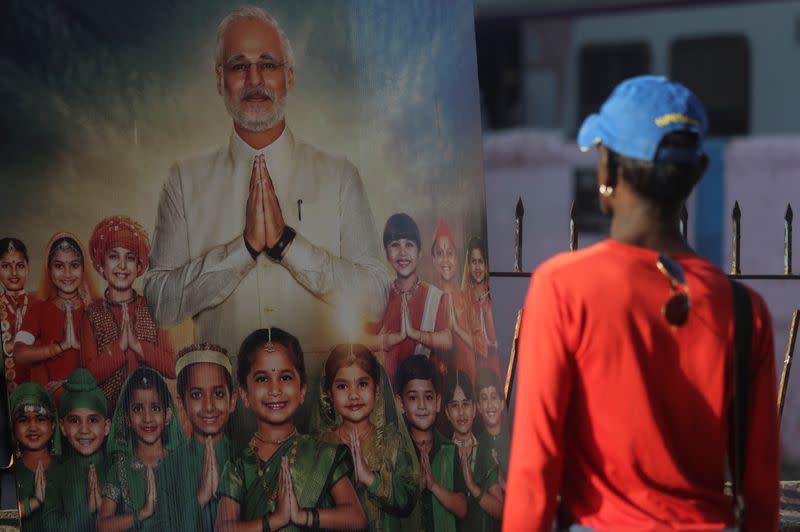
[730,279,753,529]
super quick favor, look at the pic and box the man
[503,76,779,531]
[143,6,389,373]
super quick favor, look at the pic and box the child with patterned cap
[48,368,111,531]
[10,381,63,532]
[175,342,237,531]
[81,215,176,413]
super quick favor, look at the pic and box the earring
[599,184,614,197]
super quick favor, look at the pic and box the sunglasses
[656,254,691,328]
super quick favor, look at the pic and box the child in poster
[430,222,476,383]
[14,232,100,398]
[312,343,420,531]
[216,327,366,531]
[462,239,499,376]
[442,371,503,532]
[396,354,467,532]
[1,237,35,391]
[82,215,176,412]
[97,366,193,532]
[50,368,111,532]
[10,382,63,532]
[371,213,452,383]
[475,369,509,493]
[175,343,237,531]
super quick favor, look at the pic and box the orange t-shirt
[503,240,779,532]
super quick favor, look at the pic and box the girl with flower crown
[14,232,100,398]
[311,343,420,531]
[1,237,37,391]
[216,327,366,531]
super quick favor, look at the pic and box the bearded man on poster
[144,5,389,367]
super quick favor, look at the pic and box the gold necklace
[252,431,298,502]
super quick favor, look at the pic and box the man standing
[503,76,779,531]
[144,6,389,371]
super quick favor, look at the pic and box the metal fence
[494,197,799,418]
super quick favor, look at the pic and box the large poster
[1,1,508,530]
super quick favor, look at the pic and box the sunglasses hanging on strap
[729,279,752,531]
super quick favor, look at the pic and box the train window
[475,21,523,130]
[670,35,750,135]
[577,42,651,135]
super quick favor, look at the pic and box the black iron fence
[494,198,799,418]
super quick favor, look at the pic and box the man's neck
[234,121,286,150]
[453,431,474,444]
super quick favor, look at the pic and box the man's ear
[300,384,307,405]
[285,65,295,92]
[165,407,173,426]
[435,394,441,414]
[58,420,66,436]
[395,394,405,415]
[103,418,111,437]
[216,65,224,96]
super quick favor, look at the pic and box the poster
[1,1,508,530]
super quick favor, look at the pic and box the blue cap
[577,75,708,163]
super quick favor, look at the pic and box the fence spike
[514,197,524,272]
[731,201,741,275]
[569,201,577,252]
[679,203,688,241]
[786,204,793,275]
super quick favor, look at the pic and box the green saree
[15,459,64,532]
[100,367,195,531]
[310,356,420,531]
[217,433,352,530]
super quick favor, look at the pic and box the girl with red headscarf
[14,232,100,398]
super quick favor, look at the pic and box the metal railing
[498,198,799,419]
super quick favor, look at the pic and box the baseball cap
[577,75,708,163]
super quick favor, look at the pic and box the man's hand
[259,156,286,249]
[244,155,269,252]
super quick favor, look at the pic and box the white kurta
[143,127,390,372]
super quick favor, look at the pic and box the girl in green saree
[311,343,420,531]
[97,366,194,532]
[10,382,63,532]
[216,327,366,531]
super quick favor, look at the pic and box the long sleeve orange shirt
[503,240,779,532]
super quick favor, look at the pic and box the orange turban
[89,215,150,273]
[432,220,454,245]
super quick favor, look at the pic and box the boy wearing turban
[80,215,176,412]
[48,368,110,531]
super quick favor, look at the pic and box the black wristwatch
[265,226,296,261]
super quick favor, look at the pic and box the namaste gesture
[62,303,80,352]
[196,436,220,507]
[87,463,102,514]
[118,305,143,358]
[347,429,376,487]
[244,155,287,253]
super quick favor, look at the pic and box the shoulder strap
[729,279,753,529]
